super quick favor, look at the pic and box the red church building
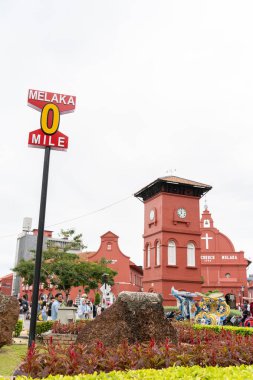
[135,175,250,306]
[134,176,212,305]
[200,205,249,304]
[77,231,143,299]
[18,231,143,303]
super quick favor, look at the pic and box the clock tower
[134,176,212,304]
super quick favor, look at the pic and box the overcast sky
[1,1,253,277]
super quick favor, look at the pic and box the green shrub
[163,306,179,312]
[36,321,54,336]
[13,320,23,337]
[193,323,253,336]
[94,292,101,305]
[229,308,242,317]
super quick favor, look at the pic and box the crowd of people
[19,292,104,322]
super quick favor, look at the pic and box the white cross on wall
[201,233,213,250]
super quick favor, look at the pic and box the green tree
[94,292,101,305]
[57,229,87,251]
[12,230,116,298]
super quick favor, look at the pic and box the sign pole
[27,89,76,346]
[28,147,51,346]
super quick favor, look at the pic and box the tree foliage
[94,292,101,305]
[57,229,87,251]
[12,230,117,297]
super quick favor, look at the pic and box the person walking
[87,300,93,319]
[47,296,55,320]
[41,301,48,321]
[51,293,63,321]
[22,296,29,315]
[77,299,90,320]
[92,303,97,318]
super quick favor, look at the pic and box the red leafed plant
[17,324,253,377]
[51,320,88,335]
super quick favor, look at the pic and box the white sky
[1,1,253,277]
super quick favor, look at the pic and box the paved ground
[18,314,30,339]
[23,318,30,332]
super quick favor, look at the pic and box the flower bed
[51,320,89,334]
[17,324,253,377]
[41,320,90,346]
[15,365,253,379]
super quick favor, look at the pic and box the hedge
[15,365,253,379]
[229,308,242,317]
[193,323,253,336]
[36,321,54,336]
[163,306,179,312]
[14,320,23,337]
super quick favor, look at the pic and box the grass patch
[0,344,27,376]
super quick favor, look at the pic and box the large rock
[0,292,20,347]
[77,291,177,348]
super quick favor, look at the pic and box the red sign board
[28,129,68,150]
[27,89,75,151]
[27,89,76,113]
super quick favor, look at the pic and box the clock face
[149,209,155,221]
[177,208,187,219]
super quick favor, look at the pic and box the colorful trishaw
[171,287,230,325]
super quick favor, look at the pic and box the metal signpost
[27,89,76,346]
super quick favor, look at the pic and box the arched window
[168,240,176,265]
[187,243,195,267]
[107,242,112,250]
[155,241,161,266]
[146,244,151,268]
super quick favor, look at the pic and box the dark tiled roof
[129,262,143,275]
[159,176,211,188]
[134,175,212,200]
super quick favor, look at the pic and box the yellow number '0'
[40,103,60,135]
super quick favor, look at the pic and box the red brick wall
[143,193,203,305]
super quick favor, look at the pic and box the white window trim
[146,244,151,267]
[168,240,176,265]
[187,243,195,267]
[156,241,160,266]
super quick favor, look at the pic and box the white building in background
[12,218,82,296]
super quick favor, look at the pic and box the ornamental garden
[1,290,253,379]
